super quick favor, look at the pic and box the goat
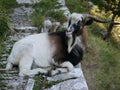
[6,13,109,76]
[67,13,110,51]
[5,29,84,76]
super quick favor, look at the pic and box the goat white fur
[6,33,75,76]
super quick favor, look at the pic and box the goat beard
[67,36,76,53]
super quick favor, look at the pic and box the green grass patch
[0,0,17,87]
[82,30,120,90]
[48,10,67,23]
[33,75,63,90]
[32,12,45,27]
[0,16,10,41]
[66,0,85,13]
[0,0,17,13]
[32,0,66,28]
[0,0,17,41]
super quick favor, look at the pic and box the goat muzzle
[66,30,72,37]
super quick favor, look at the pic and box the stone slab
[47,63,88,90]
[48,78,88,90]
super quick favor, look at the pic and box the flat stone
[25,78,35,90]
[14,26,38,32]
[57,0,65,6]
[47,64,85,81]
[47,68,83,81]
[47,78,88,90]
[16,0,41,4]
[46,63,88,90]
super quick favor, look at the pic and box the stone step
[16,0,40,4]
[14,26,38,32]
[25,78,35,90]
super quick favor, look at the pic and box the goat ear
[85,19,93,25]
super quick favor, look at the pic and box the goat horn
[83,14,111,23]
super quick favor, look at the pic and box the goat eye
[73,24,77,28]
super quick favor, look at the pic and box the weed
[32,0,66,29]
[32,12,45,28]
[66,0,85,13]
[48,10,67,23]
[0,0,17,13]
[0,16,9,41]
[33,75,62,90]
[82,30,120,90]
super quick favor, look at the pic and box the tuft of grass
[33,75,63,90]
[0,0,17,13]
[0,0,17,87]
[48,10,67,23]
[32,0,57,27]
[32,12,45,28]
[0,16,10,41]
[66,0,85,13]
[33,0,58,14]
[0,0,17,41]
[32,0,67,28]
[82,30,120,90]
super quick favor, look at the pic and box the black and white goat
[6,13,109,76]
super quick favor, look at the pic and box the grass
[0,0,16,58]
[0,0,17,40]
[33,75,65,90]
[32,0,67,29]
[48,10,67,23]
[0,0,17,13]
[82,29,120,90]
[0,0,17,87]
[66,0,85,13]
[0,16,10,40]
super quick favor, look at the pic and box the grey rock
[47,78,88,90]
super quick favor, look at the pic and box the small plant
[32,12,45,28]
[0,0,17,13]
[32,0,57,28]
[0,12,10,41]
[33,75,60,90]
[0,0,17,86]
[32,0,66,28]
[48,10,67,23]
[66,0,85,13]
[33,75,72,90]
